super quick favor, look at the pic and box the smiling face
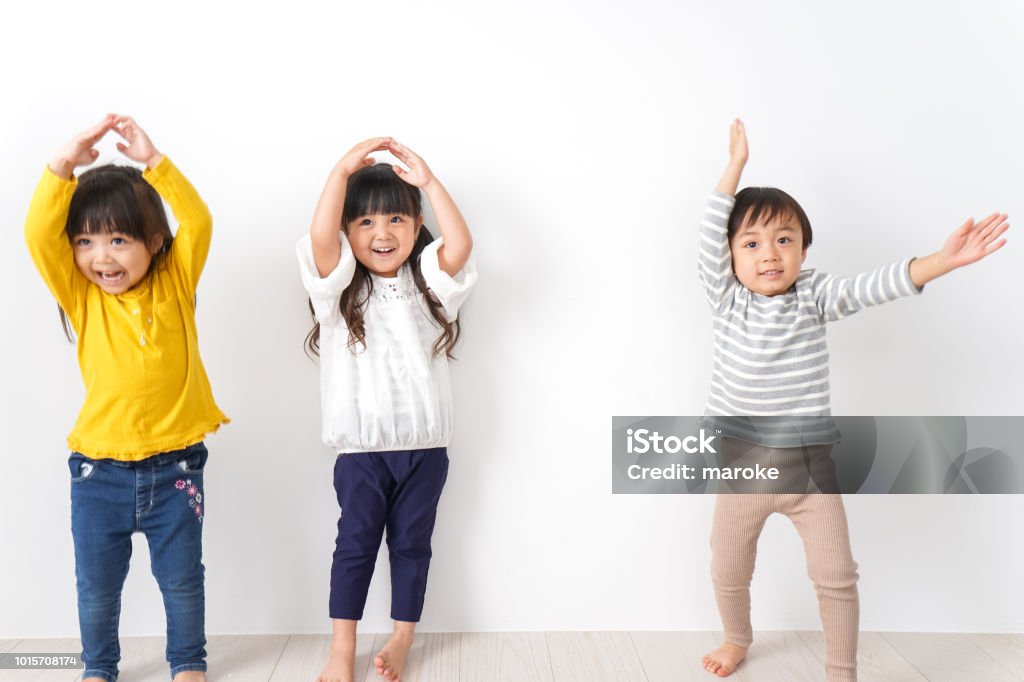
[72,231,162,294]
[65,164,173,295]
[729,212,807,296]
[345,212,421,278]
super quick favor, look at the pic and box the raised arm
[310,138,392,277]
[716,118,748,197]
[698,120,748,312]
[388,140,473,277]
[908,213,1009,288]
[25,116,117,324]
[111,115,213,292]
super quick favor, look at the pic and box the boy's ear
[150,235,166,255]
[801,247,808,264]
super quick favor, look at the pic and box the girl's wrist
[145,152,164,170]
[421,177,443,196]
[48,158,73,180]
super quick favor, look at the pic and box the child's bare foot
[318,618,358,682]
[172,672,206,682]
[317,645,355,682]
[373,630,414,681]
[702,642,748,677]
[82,678,107,682]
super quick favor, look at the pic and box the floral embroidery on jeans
[174,479,204,523]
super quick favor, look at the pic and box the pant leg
[709,493,774,648]
[330,452,391,620]
[782,492,860,682]
[70,453,134,682]
[142,444,208,678]
[383,448,449,623]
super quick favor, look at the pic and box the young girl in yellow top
[24,114,227,682]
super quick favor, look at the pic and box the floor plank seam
[626,632,652,682]
[879,632,930,681]
[543,632,556,682]
[266,633,291,679]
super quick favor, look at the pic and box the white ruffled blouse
[297,232,478,454]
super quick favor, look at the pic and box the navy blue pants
[330,447,448,622]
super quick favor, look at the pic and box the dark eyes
[75,236,129,246]
[743,237,793,248]
[359,216,405,227]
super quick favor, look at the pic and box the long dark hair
[305,163,461,360]
[59,165,173,341]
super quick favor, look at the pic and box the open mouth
[372,247,396,256]
[96,270,127,284]
[760,269,783,276]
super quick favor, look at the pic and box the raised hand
[388,140,436,189]
[716,118,748,196]
[939,213,1010,271]
[336,137,393,177]
[910,212,1010,288]
[111,115,163,168]
[49,114,116,179]
[729,118,749,166]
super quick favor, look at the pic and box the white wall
[1,0,1022,637]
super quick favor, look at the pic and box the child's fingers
[979,215,1008,239]
[358,137,391,152]
[983,222,1010,246]
[390,140,419,163]
[82,117,114,141]
[388,140,411,161]
[985,237,1008,255]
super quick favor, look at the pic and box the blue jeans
[70,442,208,682]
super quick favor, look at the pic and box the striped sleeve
[809,258,922,322]
[697,192,737,312]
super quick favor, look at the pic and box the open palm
[940,213,1010,270]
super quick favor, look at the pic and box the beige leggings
[710,451,860,682]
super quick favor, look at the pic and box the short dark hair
[728,187,812,249]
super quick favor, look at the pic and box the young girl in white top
[297,138,476,682]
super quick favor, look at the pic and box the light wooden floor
[1,631,1022,681]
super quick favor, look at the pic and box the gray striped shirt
[698,192,921,446]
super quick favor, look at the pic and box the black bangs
[342,163,422,225]
[65,165,167,243]
[728,186,814,248]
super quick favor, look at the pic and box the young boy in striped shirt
[698,119,1008,681]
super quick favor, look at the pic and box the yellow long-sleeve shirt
[24,157,228,460]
